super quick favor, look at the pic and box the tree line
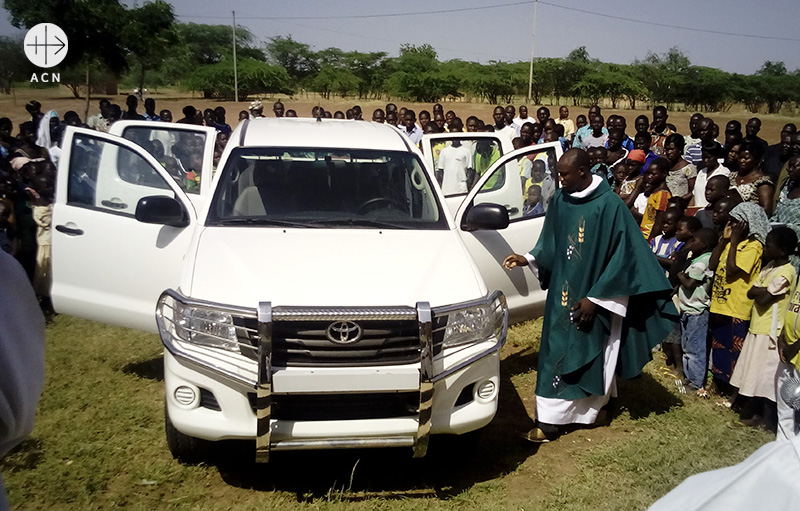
[2,0,799,114]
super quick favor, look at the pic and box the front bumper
[156,290,507,461]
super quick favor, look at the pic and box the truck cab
[51,118,562,462]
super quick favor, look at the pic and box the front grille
[269,319,421,367]
[248,392,419,420]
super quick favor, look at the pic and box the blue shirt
[143,112,161,122]
[572,125,608,148]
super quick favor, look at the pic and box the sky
[1,0,798,75]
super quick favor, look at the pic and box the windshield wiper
[308,218,407,229]
[213,218,321,228]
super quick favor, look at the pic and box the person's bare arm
[748,285,783,307]
[709,235,726,271]
[677,271,702,290]
[725,221,748,280]
[757,182,775,216]
[649,209,667,242]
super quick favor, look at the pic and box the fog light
[174,386,197,406]
[476,380,496,400]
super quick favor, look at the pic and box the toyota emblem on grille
[326,321,363,344]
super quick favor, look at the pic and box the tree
[680,66,736,112]
[754,61,793,114]
[633,47,690,106]
[384,44,460,102]
[120,0,177,94]
[4,0,129,75]
[265,35,318,87]
[183,58,293,100]
[311,66,360,99]
[0,35,33,94]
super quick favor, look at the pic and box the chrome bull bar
[156,290,507,462]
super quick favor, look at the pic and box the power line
[177,1,531,21]
[178,1,800,43]
[537,1,800,43]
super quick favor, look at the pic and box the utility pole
[232,11,239,103]
[527,0,538,103]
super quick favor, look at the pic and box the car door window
[119,126,207,194]
[67,132,174,215]
[473,145,559,221]
[426,136,504,197]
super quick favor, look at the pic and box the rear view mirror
[135,196,188,227]
[462,203,510,231]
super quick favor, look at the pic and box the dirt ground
[2,86,797,145]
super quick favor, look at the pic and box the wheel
[165,405,211,465]
[356,197,404,215]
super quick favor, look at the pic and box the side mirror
[462,203,510,231]
[135,196,188,227]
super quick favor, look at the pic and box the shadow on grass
[0,437,44,471]
[122,356,164,381]
[208,352,539,500]
[613,372,684,420]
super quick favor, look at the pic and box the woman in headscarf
[35,110,61,165]
[708,202,768,399]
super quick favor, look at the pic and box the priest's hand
[503,254,529,270]
[570,298,596,331]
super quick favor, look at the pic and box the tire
[164,405,211,465]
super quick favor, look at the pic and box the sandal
[675,379,687,394]
[696,388,709,399]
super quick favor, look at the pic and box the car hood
[186,227,486,308]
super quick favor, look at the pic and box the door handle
[101,199,128,209]
[55,225,84,236]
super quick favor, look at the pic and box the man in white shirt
[401,110,423,145]
[437,119,474,194]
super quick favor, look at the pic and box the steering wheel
[356,197,404,215]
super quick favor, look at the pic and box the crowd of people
[3,92,800,437]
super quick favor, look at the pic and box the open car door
[420,132,514,216]
[108,121,217,209]
[455,141,564,324]
[51,127,198,333]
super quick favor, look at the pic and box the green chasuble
[530,178,677,400]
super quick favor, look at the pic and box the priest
[503,148,676,442]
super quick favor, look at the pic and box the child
[677,228,718,395]
[708,202,767,396]
[650,208,685,269]
[695,175,730,230]
[667,216,703,288]
[777,272,800,439]
[639,157,672,240]
[691,142,730,209]
[29,171,54,314]
[711,194,741,236]
[587,146,610,181]
[618,150,646,209]
[730,226,797,430]
[523,184,544,217]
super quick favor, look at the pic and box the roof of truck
[237,117,415,152]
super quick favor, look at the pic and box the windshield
[207,147,448,229]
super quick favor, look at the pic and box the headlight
[173,302,239,351]
[441,296,505,348]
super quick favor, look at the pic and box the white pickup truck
[52,118,563,463]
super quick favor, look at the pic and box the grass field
[1,315,773,511]
[1,86,798,146]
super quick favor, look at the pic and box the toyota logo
[326,321,363,344]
